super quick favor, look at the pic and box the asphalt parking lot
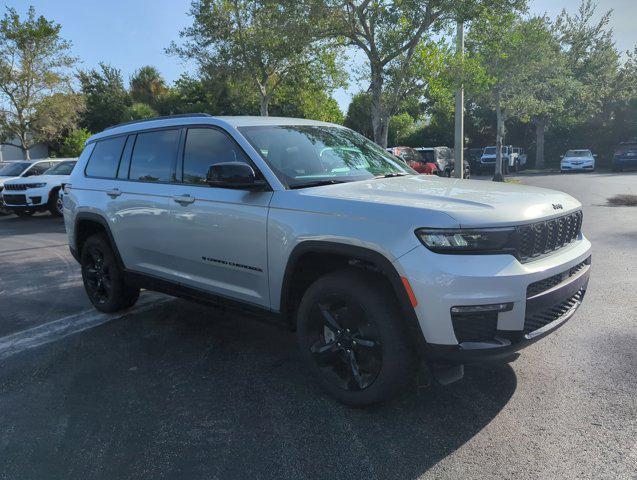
[0,172,635,480]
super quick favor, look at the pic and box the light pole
[454,20,464,179]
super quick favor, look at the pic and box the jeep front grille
[514,210,583,262]
[4,183,29,191]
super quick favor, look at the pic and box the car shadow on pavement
[0,299,517,480]
[0,213,65,236]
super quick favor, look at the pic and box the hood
[295,175,581,228]
[3,174,70,186]
[0,176,20,187]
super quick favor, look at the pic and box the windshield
[44,161,77,175]
[419,150,435,162]
[239,125,414,188]
[483,147,496,155]
[564,150,592,158]
[0,162,31,177]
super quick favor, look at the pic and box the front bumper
[394,235,592,362]
[561,163,594,171]
[1,187,49,211]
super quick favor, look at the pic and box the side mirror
[206,162,267,190]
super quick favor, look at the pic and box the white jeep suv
[2,159,76,217]
[64,114,592,406]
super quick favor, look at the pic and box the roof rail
[104,113,213,131]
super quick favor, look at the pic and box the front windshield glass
[565,150,591,158]
[239,125,414,188]
[483,147,496,154]
[419,150,434,162]
[0,162,31,176]
[45,161,77,175]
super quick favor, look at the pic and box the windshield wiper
[374,172,410,179]
[289,179,350,189]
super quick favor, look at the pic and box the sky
[5,0,637,112]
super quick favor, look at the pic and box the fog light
[450,303,513,314]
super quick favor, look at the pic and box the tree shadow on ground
[0,300,517,480]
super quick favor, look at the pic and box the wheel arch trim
[73,212,125,269]
[279,240,427,353]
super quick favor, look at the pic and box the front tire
[81,234,140,313]
[296,269,415,407]
[48,189,63,217]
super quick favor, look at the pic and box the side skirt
[123,270,286,328]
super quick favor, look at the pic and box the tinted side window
[183,128,251,185]
[129,129,180,182]
[85,136,127,178]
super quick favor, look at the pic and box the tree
[467,13,557,180]
[169,0,340,116]
[327,0,526,147]
[79,63,131,132]
[552,0,623,165]
[130,65,167,108]
[344,92,374,139]
[0,6,82,159]
[59,128,91,157]
[120,102,158,122]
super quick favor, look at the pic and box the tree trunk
[535,118,546,169]
[370,68,389,148]
[259,93,269,117]
[20,135,31,160]
[493,94,505,182]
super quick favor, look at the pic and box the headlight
[27,183,46,188]
[415,228,516,254]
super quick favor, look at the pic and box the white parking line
[0,292,172,362]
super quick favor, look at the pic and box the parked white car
[1,159,77,217]
[560,150,596,172]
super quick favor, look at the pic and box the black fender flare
[279,241,427,353]
[73,212,125,269]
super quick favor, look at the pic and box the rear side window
[85,136,127,178]
[129,129,180,182]
[183,128,251,185]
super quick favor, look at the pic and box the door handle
[106,188,121,198]
[173,194,195,205]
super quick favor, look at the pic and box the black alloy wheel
[80,234,139,312]
[308,296,383,391]
[297,269,415,406]
[83,244,112,306]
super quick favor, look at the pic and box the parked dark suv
[612,142,637,171]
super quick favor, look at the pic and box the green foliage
[0,6,82,158]
[79,63,131,132]
[130,66,167,107]
[388,113,416,146]
[169,0,342,115]
[59,128,92,157]
[120,102,158,122]
[327,0,527,146]
[344,93,374,139]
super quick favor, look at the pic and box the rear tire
[296,269,415,407]
[80,234,140,313]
